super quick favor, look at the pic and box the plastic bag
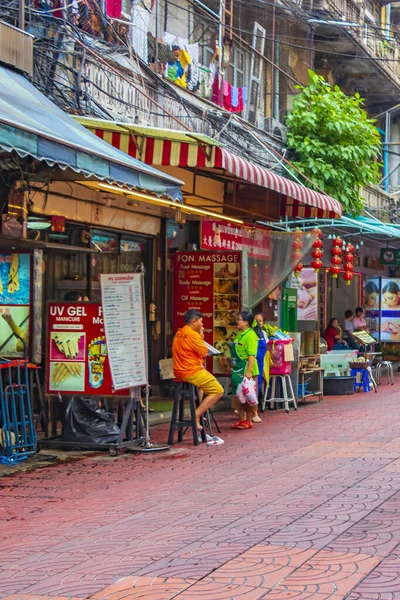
[62,396,120,444]
[237,377,258,406]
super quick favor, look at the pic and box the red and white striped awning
[75,118,342,219]
[215,148,342,217]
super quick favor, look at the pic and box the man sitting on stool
[172,309,224,431]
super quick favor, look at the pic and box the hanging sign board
[46,302,129,396]
[380,249,400,266]
[173,251,241,375]
[100,273,147,390]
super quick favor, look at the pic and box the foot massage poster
[0,253,31,358]
[292,268,318,321]
[378,277,400,342]
[173,251,241,375]
[46,302,129,396]
[363,276,380,340]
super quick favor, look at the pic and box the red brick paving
[4,382,400,598]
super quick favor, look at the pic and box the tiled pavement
[4,384,400,599]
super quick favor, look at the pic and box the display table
[298,367,324,403]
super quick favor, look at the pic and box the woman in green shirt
[231,310,260,430]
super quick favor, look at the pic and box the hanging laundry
[198,65,214,99]
[187,60,200,93]
[167,47,191,88]
[131,5,150,63]
[211,74,247,113]
[106,0,122,19]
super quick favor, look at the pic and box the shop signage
[100,273,147,390]
[201,220,270,259]
[47,302,128,396]
[380,248,400,266]
[173,251,241,375]
[292,268,318,321]
[0,252,31,358]
[51,215,65,232]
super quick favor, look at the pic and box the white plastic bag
[240,377,258,406]
[236,382,246,404]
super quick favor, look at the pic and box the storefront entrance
[43,224,154,373]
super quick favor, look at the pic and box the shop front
[0,64,184,394]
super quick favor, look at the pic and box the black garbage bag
[62,396,120,444]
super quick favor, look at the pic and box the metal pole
[217,0,224,107]
[19,0,25,30]
[155,0,159,75]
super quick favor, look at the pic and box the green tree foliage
[286,70,382,215]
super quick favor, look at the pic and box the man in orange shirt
[173,309,224,431]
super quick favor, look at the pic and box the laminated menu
[100,273,147,391]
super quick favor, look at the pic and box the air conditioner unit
[263,117,287,142]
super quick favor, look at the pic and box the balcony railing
[0,20,33,75]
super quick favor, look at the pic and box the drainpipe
[384,111,390,192]
[273,37,280,121]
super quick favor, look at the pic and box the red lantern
[312,228,323,238]
[343,271,353,285]
[311,231,324,273]
[311,258,323,273]
[294,263,303,277]
[292,240,303,251]
[344,262,354,272]
[331,255,341,265]
[252,263,259,288]
[333,237,342,246]
[344,253,354,263]
[292,250,302,261]
[332,245,343,256]
[330,265,341,278]
[311,248,323,260]
[347,243,355,253]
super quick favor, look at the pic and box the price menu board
[173,251,241,375]
[100,274,147,391]
[47,302,129,396]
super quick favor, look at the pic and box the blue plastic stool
[351,368,370,393]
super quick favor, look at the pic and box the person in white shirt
[343,310,360,350]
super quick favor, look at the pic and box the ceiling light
[26,220,51,230]
[77,182,244,225]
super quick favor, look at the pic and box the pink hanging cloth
[106,0,122,18]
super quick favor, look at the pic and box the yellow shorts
[184,369,224,397]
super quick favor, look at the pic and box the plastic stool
[264,374,297,413]
[376,361,394,385]
[324,369,341,377]
[351,368,370,393]
[168,381,207,446]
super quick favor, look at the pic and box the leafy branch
[286,70,382,215]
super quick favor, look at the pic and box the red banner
[46,302,129,396]
[173,251,241,375]
[201,220,271,260]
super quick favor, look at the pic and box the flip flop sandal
[242,420,253,429]
[232,420,247,429]
[252,415,262,423]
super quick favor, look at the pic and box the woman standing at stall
[231,310,260,430]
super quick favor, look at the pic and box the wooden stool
[168,381,207,446]
[264,374,297,413]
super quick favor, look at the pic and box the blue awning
[0,66,183,201]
